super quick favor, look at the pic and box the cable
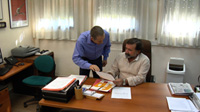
[198,75,200,85]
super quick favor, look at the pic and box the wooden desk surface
[39,78,188,112]
[17,52,54,63]
[0,62,32,81]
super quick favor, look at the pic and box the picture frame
[0,0,3,20]
[8,0,28,28]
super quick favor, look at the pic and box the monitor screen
[0,48,3,64]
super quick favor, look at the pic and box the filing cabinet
[0,86,11,112]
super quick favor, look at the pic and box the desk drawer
[0,88,11,112]
[0,88,9,99]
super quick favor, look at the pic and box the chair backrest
[34,55,55,73]
[122,39,152,82]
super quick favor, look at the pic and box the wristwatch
[123,79,126,86]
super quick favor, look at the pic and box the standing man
[72,26,111,78]
[107,38,150,86]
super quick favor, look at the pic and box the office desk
[17,52,54,63]
[39,78,187,112]
[0,62,32,81]
[0,52,55,81]
[0,53,55,93]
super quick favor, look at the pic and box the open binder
[90,79,115,92]
[168,82,194,95]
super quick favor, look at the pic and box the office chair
[22,55,55,108]
[122,39,155,82]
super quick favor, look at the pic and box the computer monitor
[0,48,3,65]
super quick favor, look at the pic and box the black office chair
[22,55,55,107]
[122,38,155,82]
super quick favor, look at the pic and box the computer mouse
[18,63,24,66]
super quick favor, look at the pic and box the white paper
[166,97,198,111]
[195,93,200,99]
[187,100,199,112]
[68,74,87,85]
[96,71,115,81]
[92,93,104,98]
[82,84,92,89]
[83,90,96,96]
[111,87,131,99]
[43,77,75,90]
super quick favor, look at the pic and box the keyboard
[0,65,13,76]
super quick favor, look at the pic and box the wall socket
[0,22,6,28]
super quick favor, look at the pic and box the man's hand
[113,79,123,86]
[102,60,107,67]
[89,65,100,72]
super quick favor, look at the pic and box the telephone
[4,56,18,65]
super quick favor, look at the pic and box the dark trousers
[79,56,102,78]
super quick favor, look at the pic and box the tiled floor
[10,91,38,112]
[10,91,92,112]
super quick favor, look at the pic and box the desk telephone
[4,56,18,65]
[0,56,16,76]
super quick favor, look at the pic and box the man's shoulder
[79,31,90,38]
[140,53,150,61]
[104,30,109,33]
[78,31,90,42]
[104,30,110,36]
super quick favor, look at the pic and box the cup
[74,87,83,100]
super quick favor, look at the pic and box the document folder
[42,77,76,91]
[42,80,79,102]
[189,93,200,110]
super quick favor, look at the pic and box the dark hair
[90,26,104,40]
[126,38,142,51]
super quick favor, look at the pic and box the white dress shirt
[107,52,150,86]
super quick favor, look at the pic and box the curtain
[157,0,200,47]
[31,0,156,42]
[31,0,92,40]
[93,0,156,42]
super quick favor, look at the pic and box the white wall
[39,40,200,85]
[0,0,34,58]
[152,46,200,85]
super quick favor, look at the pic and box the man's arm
[107,55,120,78]
[102,31,111,66]
[72,40,91,69]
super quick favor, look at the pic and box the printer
[42,80,79,102]
[11,46,40,57]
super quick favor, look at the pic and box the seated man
[107,38,150,86]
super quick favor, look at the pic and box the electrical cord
[194,75,200,92]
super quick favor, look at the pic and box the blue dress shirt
[72,30,111,69]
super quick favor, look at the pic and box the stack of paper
[82,84,92,90]
[83,90,104,100]
[68,74,87,86]
[96,71,115,81]
[166,97,198,112]
[168,83,194,95]
[111,87,131,99]
[189,93,200,110]
[42,77,76,91]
